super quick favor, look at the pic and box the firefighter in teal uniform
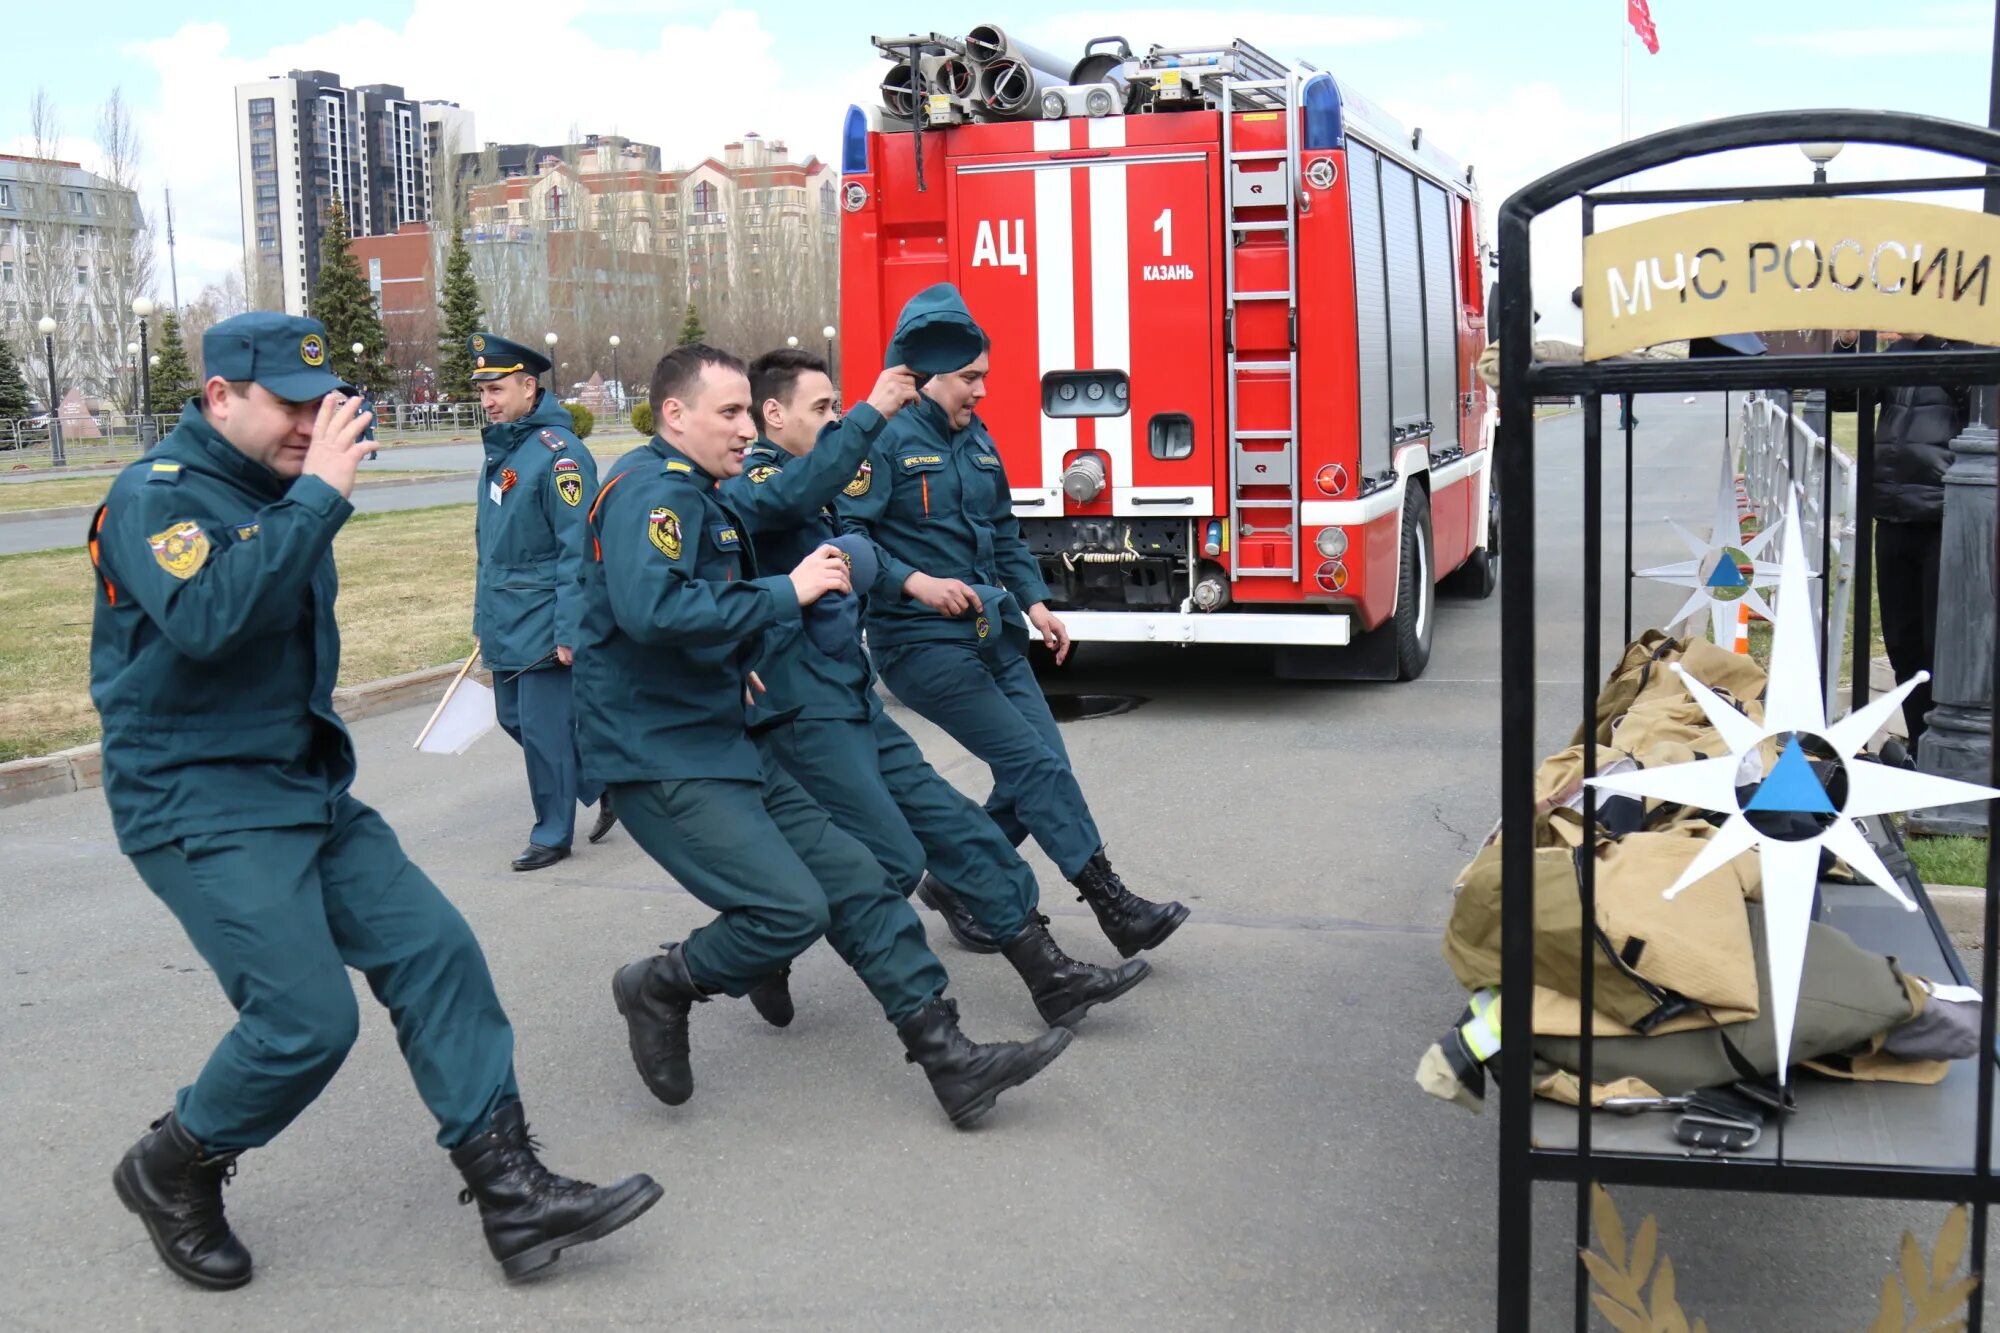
[721,346,1150,1028]
[837,284,1189,957]
[579,343,1070,1127]
[470,332,614,870]
[88,312,659,1291]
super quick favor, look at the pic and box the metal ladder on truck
[1152,40,1302,580]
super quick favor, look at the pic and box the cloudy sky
[8,0,1996,334]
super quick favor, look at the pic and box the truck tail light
[1315,526,1348,559]
[1314,463,1349,497]
[1314,560,1349,593]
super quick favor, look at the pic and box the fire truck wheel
[1393,485,1435,681]
[1443,485,1499,600]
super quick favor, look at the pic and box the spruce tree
[308,201,393,392]
[679,300,705,345]
[436,227,484,403]
[149,310,198,407]
[0,335,30,420]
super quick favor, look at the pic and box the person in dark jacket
[89,312,659,1291]
[1873,333,1972,754]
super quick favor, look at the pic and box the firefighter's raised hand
[866,365,920,419]
[789,544,852,605]
[1029,603,1071,664]
[904,572,983,616]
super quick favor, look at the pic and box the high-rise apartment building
[234,71,474,316]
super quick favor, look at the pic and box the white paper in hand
[417,677,496,754]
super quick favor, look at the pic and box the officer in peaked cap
[470,332,613,870]
[87,311,660,1290]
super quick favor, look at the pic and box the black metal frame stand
[1495,109,2000,1331]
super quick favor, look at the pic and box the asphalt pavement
[1,394,1978,1330]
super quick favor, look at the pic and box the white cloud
[125,4,884,299]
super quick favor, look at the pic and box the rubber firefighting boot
[611,943,711,1106]
[1000,911,1152,1028]
[111,1111,253,1290]
[449,1101,664,1280]
[915,872,1008,954]
[746,966,795,1028]
[895,996,1073,1128]
[1069,848,1191,958]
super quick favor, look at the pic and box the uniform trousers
[609,748,948,1026]
[128,795,519,1152]
[759,700,1039,941]
[494,663,601,849]
[876,638,1102,879]
[1876,519,1942,751]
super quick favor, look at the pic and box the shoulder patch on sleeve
[148,520,210,579]
[646,506,683,559]
[843,458,872,497]
[747,464,779,484]
[554,459,583,506]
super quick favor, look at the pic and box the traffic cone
[1732,601,1751,654]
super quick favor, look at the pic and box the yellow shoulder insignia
[146,462,183,484]
[665,460,694,474]
[148,520,210,579]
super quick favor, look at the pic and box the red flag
[1628,0,1661,53]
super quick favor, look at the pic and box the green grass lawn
[0,469,455,516]
[1908,834,1989,887]
[0,503,476,763]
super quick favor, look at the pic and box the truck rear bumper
[1057,610,1352,646]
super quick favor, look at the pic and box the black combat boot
[915,873,1006,953]
[1069,849,1190,958]
[111,1111,253,1291]
[449,1101,663,1280]
[611,944,710,1105]
[746,966,795,1028]
[1000,911,1152,1028]
[895,996,1073,1128]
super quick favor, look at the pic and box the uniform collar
[172,400,291,501]
[645,434,718,485]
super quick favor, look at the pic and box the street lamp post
[544,331,559,397]
[609,334,621,411]
[786,335,799,349]
[132,297,155,444]
[822,324,836,379]
[1800,140,1843,187]
[1794,144,1845,441]
[125,341,140,437]
[37,314,63,466]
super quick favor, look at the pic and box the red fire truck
[838,36,1494,679]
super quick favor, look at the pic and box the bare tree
[179,270,247,379]
[7,89,81,409]
[91,86,157,404]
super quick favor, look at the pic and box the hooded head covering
[886,283,988,375]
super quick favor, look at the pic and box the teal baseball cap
[202,312,352,403]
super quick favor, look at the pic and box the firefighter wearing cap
[721,347,1150,1030]
[87,312,661,1291]
[578,342,1071,1127]
[470,332,612,870]
[837,284,1190,960]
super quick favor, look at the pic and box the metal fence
[1733,389,1859,714]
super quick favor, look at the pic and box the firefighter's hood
[887,283,989,375]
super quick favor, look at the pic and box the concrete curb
[0,659,492,810]
[1926,883,1993,951]
[0,471,480,527]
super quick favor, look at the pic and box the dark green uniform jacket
[473,392,598,672]
[88,400,356,854]
[715,404,885,730]
[573,437,801,785]
[837,394,1050,649]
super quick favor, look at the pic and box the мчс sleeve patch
[149,520,210,579]
[843,459,872,497]
[553,456,583,506]
[647,506,683,559]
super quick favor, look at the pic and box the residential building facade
[234,71,474,316]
